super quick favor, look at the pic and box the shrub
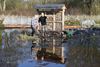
[64,21,80,26]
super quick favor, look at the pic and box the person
[38,13,47,32]
[31,15,39,36]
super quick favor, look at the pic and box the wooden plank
[3,24,81,29]
[64,26,81,29]
[53,13,56,31]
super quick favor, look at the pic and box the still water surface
[0,29,65,67]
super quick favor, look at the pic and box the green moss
[0,20,4,30]
[17,34,39,41]
[96,21,100,24]
[64,21,80,26]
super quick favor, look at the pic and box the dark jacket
[38,16,47,25]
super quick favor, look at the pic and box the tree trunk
[3,0,6,11]
[0,3,2,11]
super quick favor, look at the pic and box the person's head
[34,15,38,19]
[41,12,45,16]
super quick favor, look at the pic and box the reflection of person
[38,13,47,32]
[31,15,39,36]
[37,48,46,60]
[2,31,5,49]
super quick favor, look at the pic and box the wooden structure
[35,4,66,31]
[34,4,66,63]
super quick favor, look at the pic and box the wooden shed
[35,4,66,31]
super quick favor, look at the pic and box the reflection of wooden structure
[32,31,65,63]
[34,31,65,63]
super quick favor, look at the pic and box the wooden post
[62,6,66,31]
[61,44,64,63]
[62,6,66,62]
[52,13,56,54]
[61,7,65,61]
[53,39,55,54]
[53,13,56,31]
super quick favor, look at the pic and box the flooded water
[1,28,100,67]
[0,29,66,67]
[66,29,100,67]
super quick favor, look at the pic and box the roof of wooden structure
[35,4,66,12]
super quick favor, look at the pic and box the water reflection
[31,31,67,63]
[0,29,65,67]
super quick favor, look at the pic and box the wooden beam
[62,9,65,30]
[53,13,56,31]
[61,46,64,63]
[53,39,55,54]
